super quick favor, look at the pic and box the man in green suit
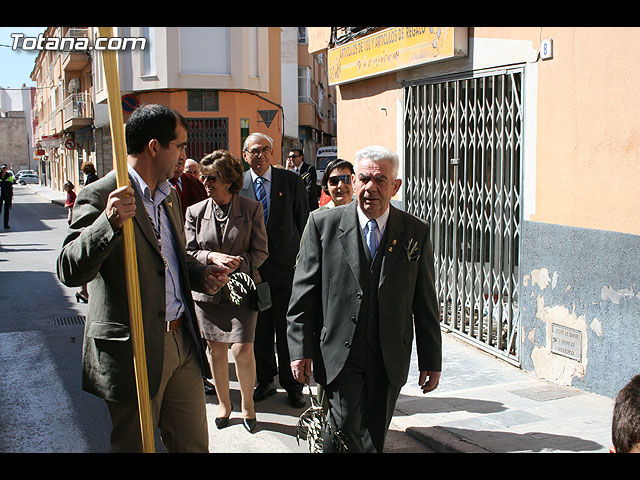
[57,104,229,453]
[287,145,442,453]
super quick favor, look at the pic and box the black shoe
[75,292,88,303]
[253,381,277,401]
[215,415,230,429]
[287,390,306,408]
[4,225,9,229]
[243,417,257,433]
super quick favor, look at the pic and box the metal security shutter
[403,69,523,364]
[186,118,229,161]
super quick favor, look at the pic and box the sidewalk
[391,331,615,453]
[24,183,67,207]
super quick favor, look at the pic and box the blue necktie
[255,176,269,224]
[365,219,379,259]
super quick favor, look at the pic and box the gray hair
[354,145,399,179]
[243,133,273,151]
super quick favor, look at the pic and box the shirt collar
[249,165,272,183]
[357,203,390,234]
[127,163,172,205]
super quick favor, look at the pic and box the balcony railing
[63,92,92,121]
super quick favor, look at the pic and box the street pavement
[1,184,617,454]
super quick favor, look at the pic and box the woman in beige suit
[185,150,268,432]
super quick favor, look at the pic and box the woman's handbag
[254,281,272,312]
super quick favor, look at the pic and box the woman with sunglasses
[184,150,268,433]
[319,159,355,210]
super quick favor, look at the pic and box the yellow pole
[98,26,155,453]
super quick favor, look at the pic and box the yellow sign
[328,27,462,86]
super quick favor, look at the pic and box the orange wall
[531,27,640,235]
[130,90,283,164]
[335,72,399,165]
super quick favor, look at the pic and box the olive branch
[226,272,256,306]
[405,238,420,261]
[296,385,348,453]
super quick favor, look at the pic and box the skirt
[194,300,257,343]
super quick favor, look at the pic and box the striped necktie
[255,176,269,224]
[365,219,379,259]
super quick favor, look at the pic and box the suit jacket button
[344,341,351,348]
[351,316,357,323]
[356,292,363,299]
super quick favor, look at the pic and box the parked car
[18,173,39,185]
[15,170,36,181]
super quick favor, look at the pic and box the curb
[405,425,494,453]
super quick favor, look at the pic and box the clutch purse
[255,281,272,312]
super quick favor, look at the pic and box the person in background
[63,180,76,225]
[184,158,199,176]
[611,374,640,453]
[170,156,208,217]
[185,150,268,433]
[74,162,100,303]
[81,161,99,185]
[286,148,319,211]
[0,164,15,229]
[239,133,310,409]
[319,159,355,210]
[287,145,442,453]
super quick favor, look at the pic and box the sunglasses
[328,174,351,186]
[200,175,218,182]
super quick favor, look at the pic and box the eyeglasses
[170,142,188,152]
[287,154,300,159]
[246,146,271,157]
[328,174,351,186]
[200,175,218,183]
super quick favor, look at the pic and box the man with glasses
[240,133,310,408]
[286,148,319,211]
[287,145,442,452]
[57,104,229,452]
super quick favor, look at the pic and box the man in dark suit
[57,104,229,452]
[287,148,319,211]
[240,133,310,408]
[287,145,442,453]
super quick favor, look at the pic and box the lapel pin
[167,201,173,207]
[279,192,283,197]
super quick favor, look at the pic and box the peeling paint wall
[521,221,640,398]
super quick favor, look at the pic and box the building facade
[0,86,34,173]
[31,26,334,192]
[30,27,94,190]
[309,26,640,398]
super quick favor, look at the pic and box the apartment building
[309,26,640,399]
[30,27,93,190]
[31,26,334,192]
